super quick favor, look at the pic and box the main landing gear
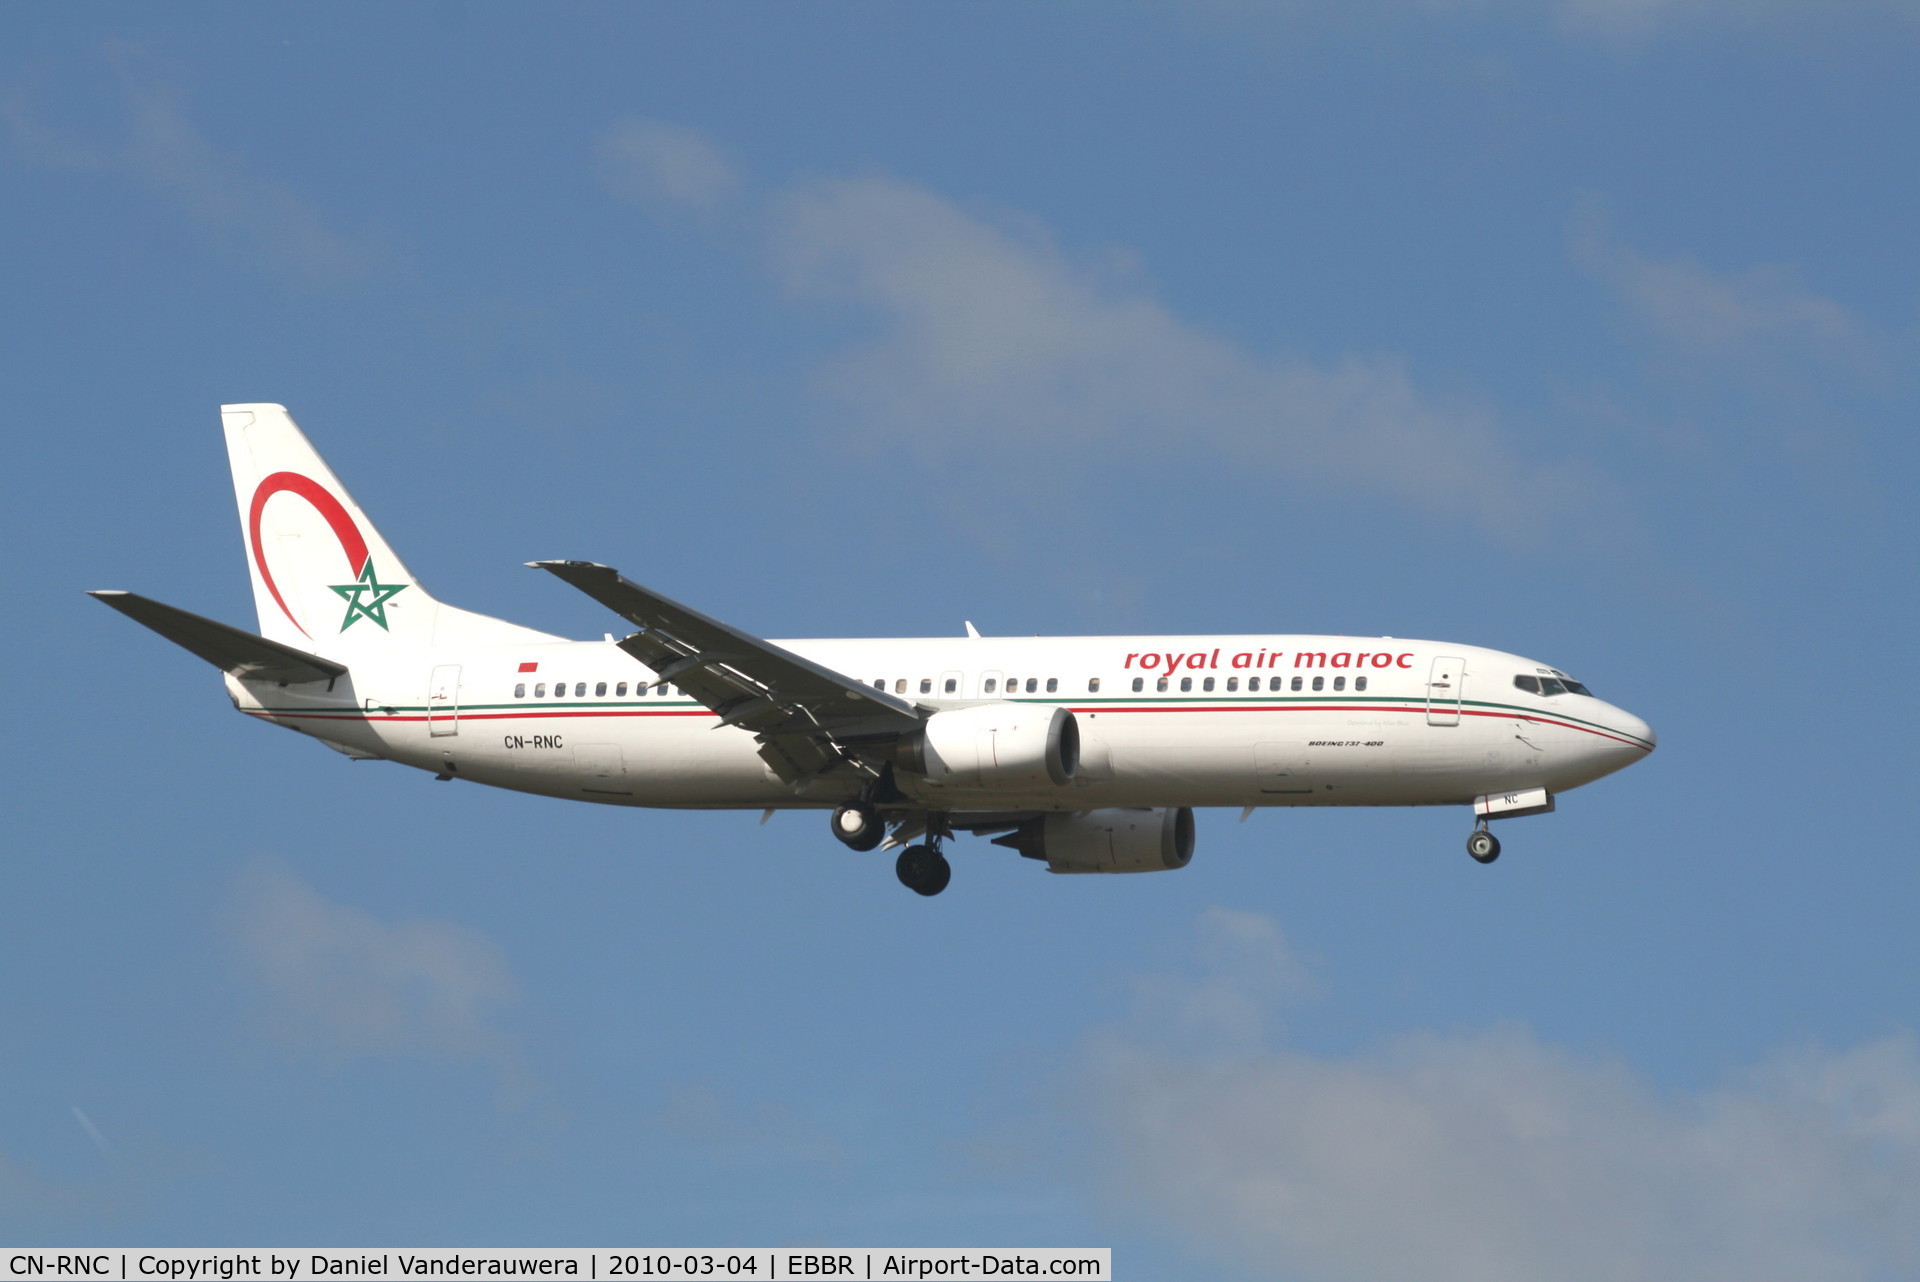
[830,803,885,852]
[1467,823,1501,864]
[829,803,951,896]
[895,844,952,897]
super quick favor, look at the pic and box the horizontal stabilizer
[88,590,348,684]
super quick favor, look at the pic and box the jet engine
[991,807,1195,873]
[894,703,1079,790]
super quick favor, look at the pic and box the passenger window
[1248,677,1261,692]
[1312,676,1324,692]
[1046,677,1058,693]
[1156,676,1169,692]
[873,679,885,690]
[1203,677,1215,692]
[595,682,608,697]
[1180,677,1193,692]
[1355,676,1367,692]
[1132,677,1144,692]
[1006,678,1016,694]
[1514,675,1541,695]
[1333,676,1345,691]
[944,677,957,694]
[1226,676,1238,692]
[535,683,547,697]
[575,683,587,697]
[614,682,625,697]
[1292,676,1304,692]
[895,679,907,694]
[514,683,526,698]
[920,678,932,694]
[1088,677,1101,693]
[984,678,998,694]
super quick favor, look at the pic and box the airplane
[92,404,1656,896]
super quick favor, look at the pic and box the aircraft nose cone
[1613,708,1656,754]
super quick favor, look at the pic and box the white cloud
[3,49,372,284]
[772,175,1630,548]
[650,1081,845,1166]
[1073,910,1920,1282]
[1188,0,1920,40]
[1553,0,1920,39]
[597,117,739,209]
[232,860,521,1074]
[1125,907,1320,1049]
[0,1145,139,1234]
[1573,206,1890,379]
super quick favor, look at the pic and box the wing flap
[529,561,922,780]
[89,590,347,684]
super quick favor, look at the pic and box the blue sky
[3,2,1919,1275]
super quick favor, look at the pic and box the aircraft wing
[529,560,922,783]
[89,590,348,684]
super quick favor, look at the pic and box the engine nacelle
[991,807,1195,874]
[896,703,1079,790]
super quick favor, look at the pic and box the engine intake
[895,703,1079,790]
[992,807,1195,873]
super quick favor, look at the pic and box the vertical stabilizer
[222,404,552,653]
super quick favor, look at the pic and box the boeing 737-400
[93,404,1656,895]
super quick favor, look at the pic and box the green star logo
[329,558,409,632]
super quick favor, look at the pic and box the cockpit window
[1518,671,1594,697]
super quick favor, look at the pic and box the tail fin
[222,404,553,653]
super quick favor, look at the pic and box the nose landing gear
[1467,823,1501,864]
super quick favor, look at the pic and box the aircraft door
[427,664,461,737]
[1426,655,1463,727]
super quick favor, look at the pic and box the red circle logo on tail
[248,472,373,638]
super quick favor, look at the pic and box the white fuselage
[228,633,1655,814]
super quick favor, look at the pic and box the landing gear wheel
[1467,829,1501,864]
[894,844,952,897]
[831,804,885,852]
